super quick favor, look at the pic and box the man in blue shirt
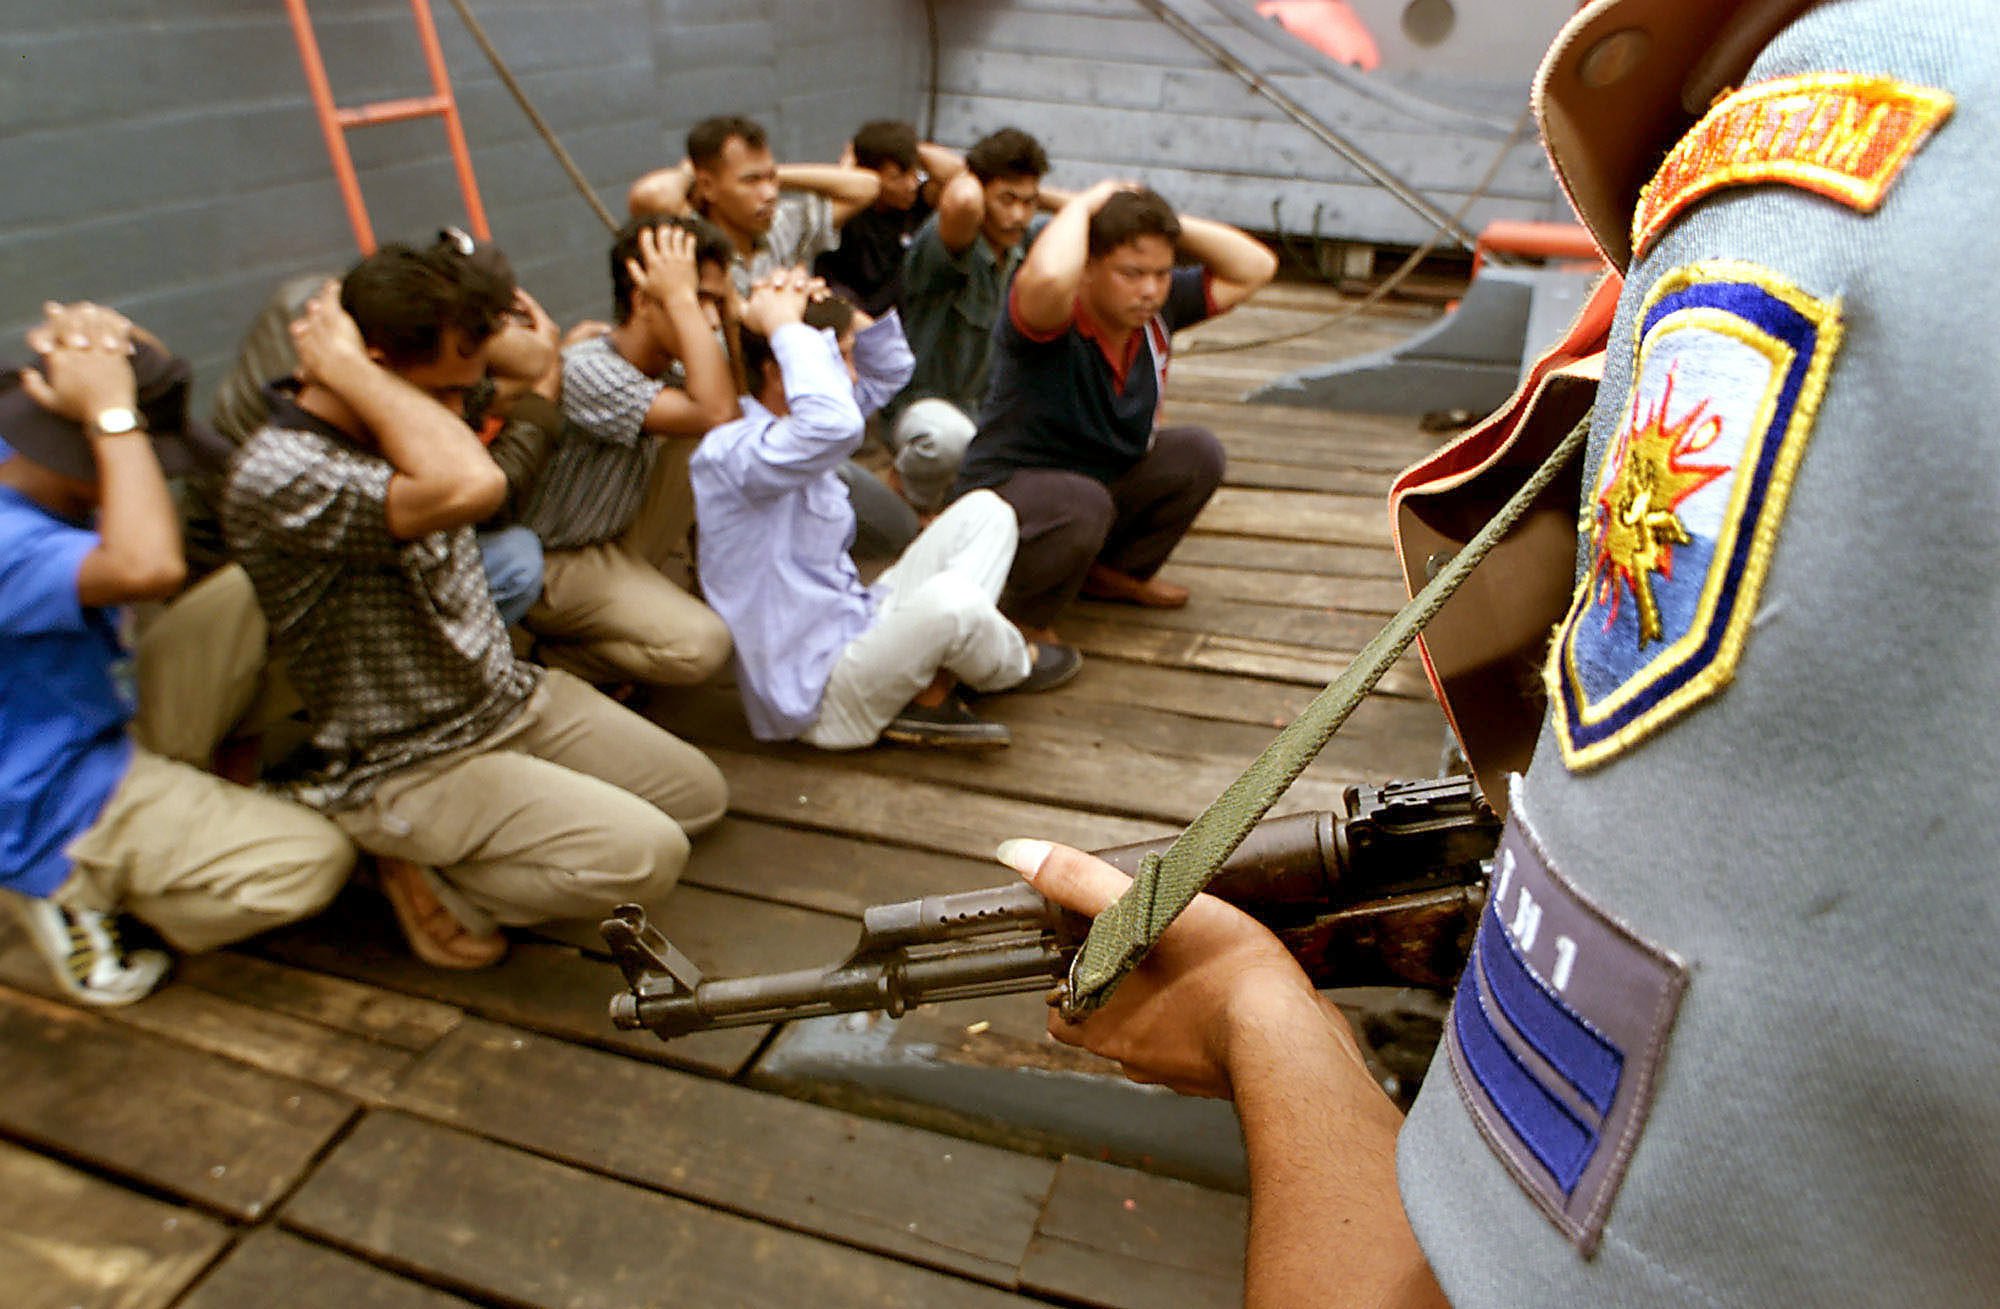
[692,274,1077,750]
[0,302,352,1005]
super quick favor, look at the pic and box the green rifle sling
[1060,412,1593,1018]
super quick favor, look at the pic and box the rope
[443,0,620,233]
[1180,104,1534,358]
[1059,410,1591,1018]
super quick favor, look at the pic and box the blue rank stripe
[1477,912,1625,1115]
[1454,957,1599,1194]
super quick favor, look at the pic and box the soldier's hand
[288,280,370,389]
[1000,840,1354,1100]
[20,301,139,425]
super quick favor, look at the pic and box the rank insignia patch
[1632,73,1954,260]
[1551,262,1842,770]
[1445,791,1688,1253]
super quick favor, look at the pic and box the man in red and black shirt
[949,183,1275,649]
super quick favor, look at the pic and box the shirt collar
[1073,296,1146,392]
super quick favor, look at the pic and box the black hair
[803,295,855,336]
[964,127,1049,185]
[1087,188,1181,259]
[339,236,516,366]
[738,324,776,388]
[851,120,920,172]
[609,214,733,324]
[687,115,768,171]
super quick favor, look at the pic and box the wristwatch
[89,407,142,436]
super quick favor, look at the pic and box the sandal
[374,856,507,970]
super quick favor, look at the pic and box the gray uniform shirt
[1398,3,2000,1304]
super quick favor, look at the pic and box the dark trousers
[989,426,1225,629]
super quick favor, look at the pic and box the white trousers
[802,490,1032,749]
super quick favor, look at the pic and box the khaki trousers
[132,563,300,766]
[57,748,353,953]
[46,565,352,953]
[527,444,731,686]
[330,669,727,930]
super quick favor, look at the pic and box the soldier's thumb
[998,840,1130,917]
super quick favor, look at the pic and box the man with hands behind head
[225,248,724,970]
[521,218,737,689]
[692,268,1065,751]
[885,127,1060,515]
[1,301,351,1006]
[953,181,1274,647]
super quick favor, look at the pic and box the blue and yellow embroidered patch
[1633,73,1954,261]
[1549,262,1842,771]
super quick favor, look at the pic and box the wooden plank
[174,951,462,1052]
[252,884,779,1079]
[683,817,1009,917]
[0,1139,230,1309]
[987,681,1439,785]
[1168,531,1406,579]
[0,915,428,1103]
[179,1229,475,1309]
[1196,486,1390,547]
[392,1020,1056,1286]
[663,688,1349,826]
[1060,614,1431,697]
[708,746,1176,860]
[1052,658,1443,763]
[1159,561,1412,615]
[0,984,354,1221]
[283,1112,1033,1308]
[1219,457,1392,495]
[1072,593,1394,654]
[1020,1156,1248,1309]
[82,985,413,1106]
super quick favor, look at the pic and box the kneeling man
[692,275,1079,750]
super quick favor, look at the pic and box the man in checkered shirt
[224,242,726,969]
[518,218,738,689]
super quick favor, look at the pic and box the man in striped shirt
[520,218,738,689]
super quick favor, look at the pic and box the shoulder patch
[1550,262,1841,770]
[1633,73,1954,260]
[1444,790,1688,1254]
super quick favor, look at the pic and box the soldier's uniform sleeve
[1397,2,2000,1305]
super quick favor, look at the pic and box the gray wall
[1,0,1569,416]
[0,0,928,413]
[928,0,1565,252]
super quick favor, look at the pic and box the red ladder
[283,0,490,253]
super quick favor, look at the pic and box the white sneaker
[16,899,171,1007]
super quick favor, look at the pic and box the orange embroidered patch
[1633,73,1955,259]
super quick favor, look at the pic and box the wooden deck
[0,280,1451,1309]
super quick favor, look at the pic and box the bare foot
[1080,564,1189,609]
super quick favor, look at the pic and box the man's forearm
[88,432,185,599]
[667,292,737,433]
[319,352,503,529]
[917,142,965,186]
[777,163,881,208]
[1176,214,1279,299]
[1014,190,1095,327]
[1229,993,1445,1309]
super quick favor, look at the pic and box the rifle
[602,774,1499,1042]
